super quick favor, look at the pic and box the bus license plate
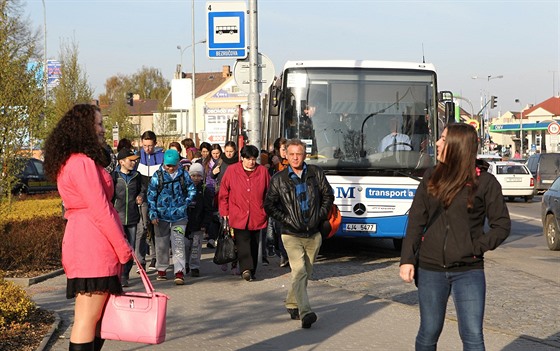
[344,223,377,232]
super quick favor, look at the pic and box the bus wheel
[393,239,403,251]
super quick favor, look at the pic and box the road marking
[509,213,540,222]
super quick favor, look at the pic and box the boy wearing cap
[185,162,213,277]
[147,149,196,285]
[112,148,143,287]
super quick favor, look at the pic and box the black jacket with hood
[400,161,511,271]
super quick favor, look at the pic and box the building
[489,96,560,156]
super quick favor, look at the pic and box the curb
[35,311,61,351]
[6,268,64,287]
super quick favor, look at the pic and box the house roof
[522,96,560,117]
[182,71,230,99]
[99,98,160,116]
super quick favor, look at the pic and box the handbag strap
[131,252,156,295]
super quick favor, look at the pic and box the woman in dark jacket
[399,123,511,351]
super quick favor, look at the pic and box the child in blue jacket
[147,149,196,285]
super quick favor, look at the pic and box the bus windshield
[279,67,437,172]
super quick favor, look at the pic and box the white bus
[264,60,454,249]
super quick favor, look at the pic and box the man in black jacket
[264,139,334,329]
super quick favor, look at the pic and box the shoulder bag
[100,253,169,344]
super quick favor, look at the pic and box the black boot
[94,337,105,351]
[69,341,94,351]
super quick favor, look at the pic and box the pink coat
[58,154,132,279]
[218,162,270,231]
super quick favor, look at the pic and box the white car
[487,161,534,202]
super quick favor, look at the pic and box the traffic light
[126,92,133,106]
[490,95,498,109]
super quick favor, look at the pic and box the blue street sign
[207,2,247,59]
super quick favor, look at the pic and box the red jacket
[218,162,270,230]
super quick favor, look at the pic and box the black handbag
[213,218,237,265]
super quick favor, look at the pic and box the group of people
[43,103,511,351]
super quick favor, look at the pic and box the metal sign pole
[247,0,261,148]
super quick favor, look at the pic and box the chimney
[222,65,231,78]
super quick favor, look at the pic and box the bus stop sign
[207,2,247,59]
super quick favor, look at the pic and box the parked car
[487,161,534,202]
[526,153,560,194]
[541,176,560,250]
[12,158,57,194]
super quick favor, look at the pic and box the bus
[263,60,454,249]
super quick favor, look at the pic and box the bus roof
[283,60,436,72]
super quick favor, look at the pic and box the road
[315,196,560,348]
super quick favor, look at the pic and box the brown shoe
[287,308,300,320]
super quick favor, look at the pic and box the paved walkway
[27,250,554,351]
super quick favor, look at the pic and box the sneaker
[221,264,228,272]
[262,257,269,266]
[148,258,156,271]
[280,257,290,267]
[121,278,129,287]
[156,271,167,281]
[190,269,200,277]
[185,265,190,275]
[136,264,146,274]
[206,239,215,249]
[242,270,252,281]
[287,308,300,320]
[174,272,185,285]
[301,312,317,329]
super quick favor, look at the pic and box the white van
[488,161,534,202]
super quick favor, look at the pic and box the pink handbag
[100,254,169,344]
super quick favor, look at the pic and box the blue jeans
[416,268,486,351]
[122,224,137,280]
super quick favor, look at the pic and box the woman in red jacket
[44,104,132,351]
[218,144,270,281]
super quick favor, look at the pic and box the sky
[23,0,559,115]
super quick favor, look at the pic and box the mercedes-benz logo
[353,203,366,215]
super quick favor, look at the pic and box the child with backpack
[147,149,196,285]
[185,163,213,277]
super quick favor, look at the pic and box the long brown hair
[428,123,479,209]
[44,104,108,181]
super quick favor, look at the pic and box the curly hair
[44,104,109,181]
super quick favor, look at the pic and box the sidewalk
[28,250,553,351]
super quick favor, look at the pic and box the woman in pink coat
[218,144,270,282]
[44,104,132,351]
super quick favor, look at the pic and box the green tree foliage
[44,37,93,137]
[99,67,170,142]
[0,0,44,201]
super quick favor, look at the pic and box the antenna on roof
[422,43,425,64]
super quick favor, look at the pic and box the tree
[99,67,170,144]
[44,37,93,137]
[0,0,44,201]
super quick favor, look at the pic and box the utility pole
[246,0,261,148]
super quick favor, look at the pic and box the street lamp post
[472,75,503,151]
[515,99,523,156]
[177,39,206,77]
